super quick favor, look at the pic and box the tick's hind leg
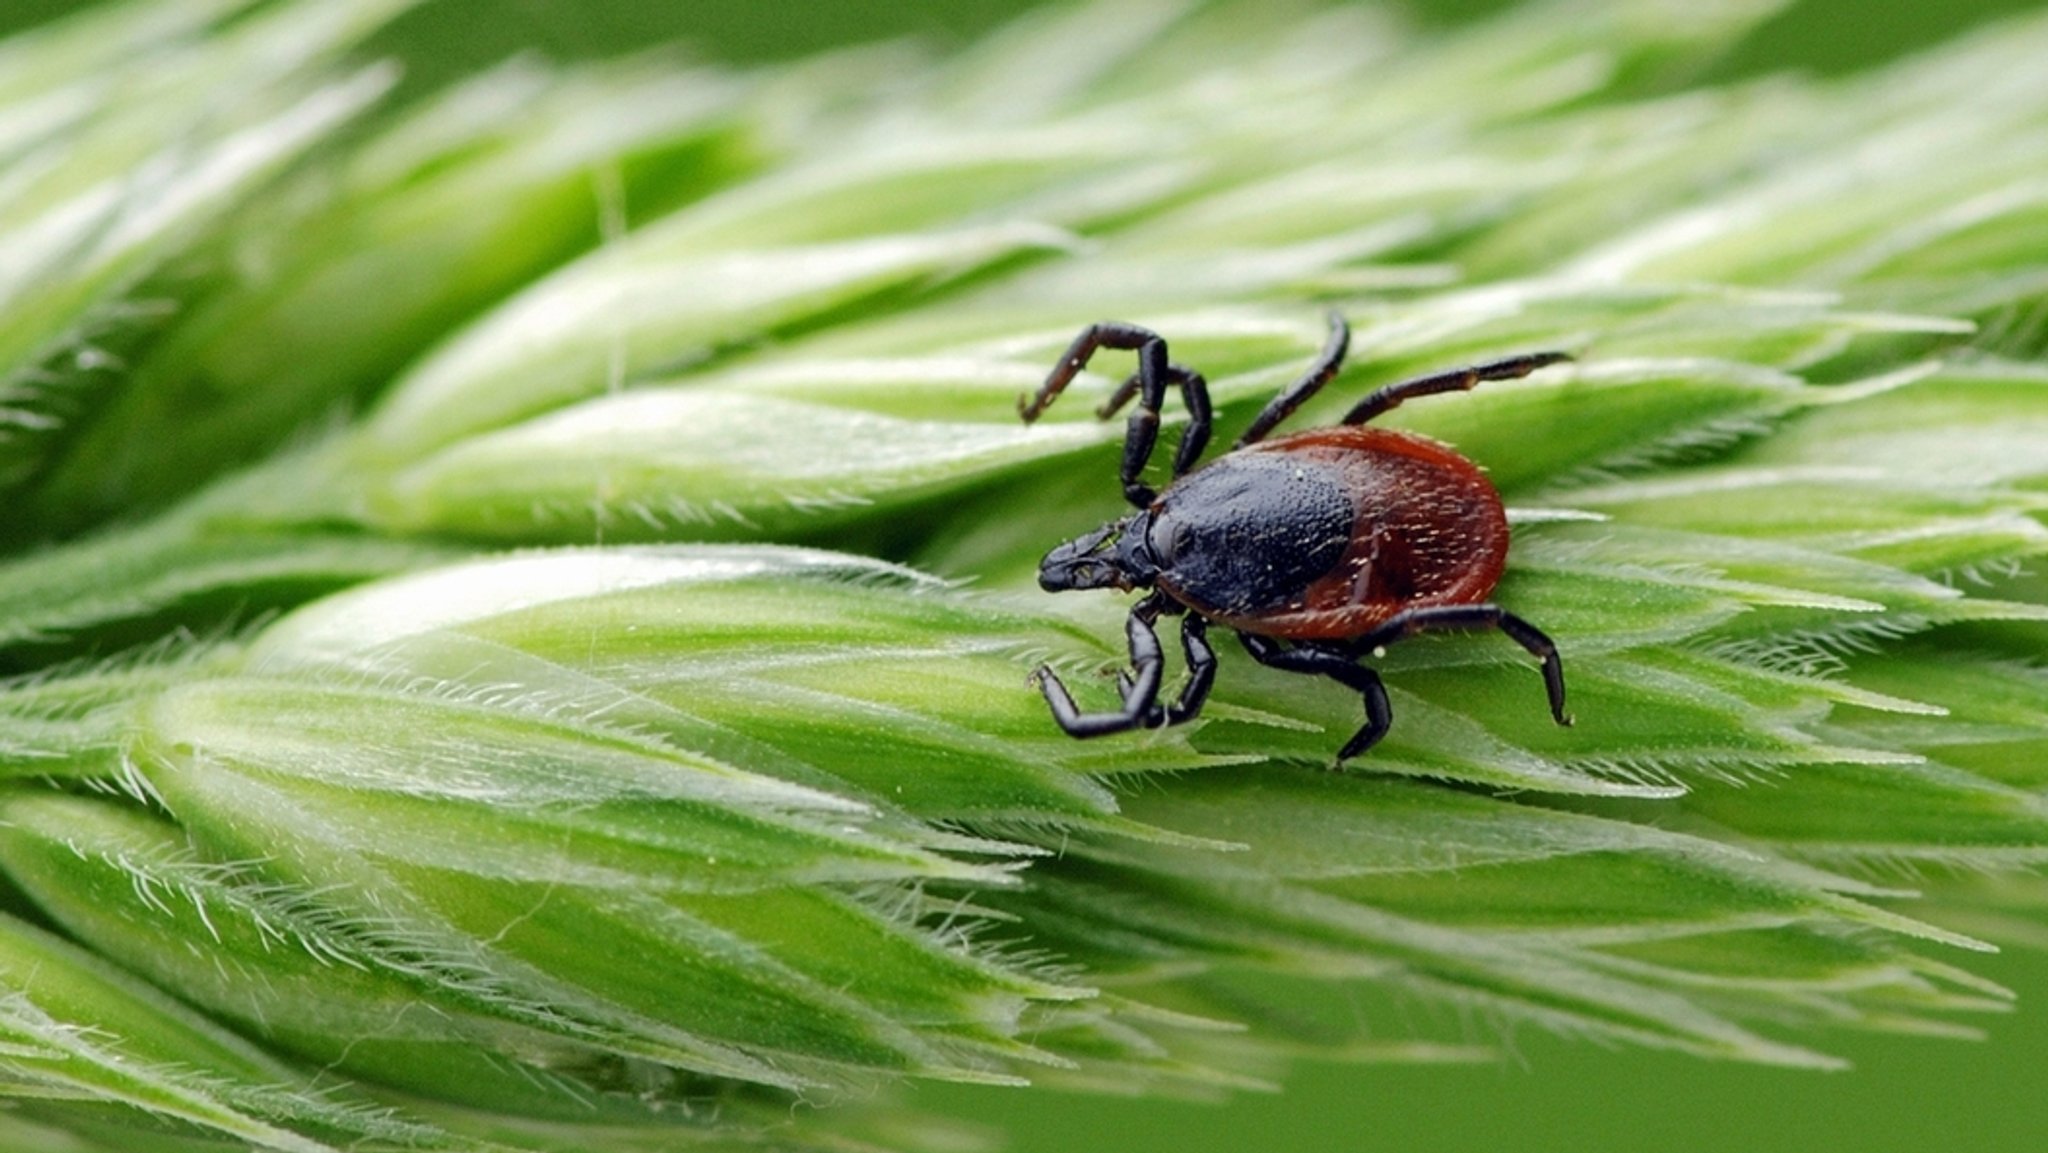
[1353,604,1572,727]
[1033,594,1214,737]
[1341,350,1572,427]
[1239,633,1394,762]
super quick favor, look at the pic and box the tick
[1017,314,1573,761]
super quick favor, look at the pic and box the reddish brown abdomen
[1164,426,1508,640]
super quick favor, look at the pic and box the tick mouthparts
[1038,516,1158,593]
[1037,530,1112,592]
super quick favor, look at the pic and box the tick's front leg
[1017,322,1161,423]
[1031,594,1175,737]
[1019,321,1204,508]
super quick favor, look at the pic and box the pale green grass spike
[0,0,2043,1148]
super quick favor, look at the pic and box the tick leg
[1113,339,1172,506]
[1018,321,1161,423]
[1096,368,1144,420]
[1352,604,1572,727]
[1031,593,1171,738]
[1235,311,1352,448]
[1113,611,1212,722]
[1018,321,1183,507]
[1165,613,1216,724]
[1341,350,1572,427]
[1239,633,1395,762]
[1100,364,1214,480]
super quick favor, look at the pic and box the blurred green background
[937,945,2048,1152]
[12,0,2046,82]
[7,0,2046,1149]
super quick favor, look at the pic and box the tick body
[1019,314,1573,761]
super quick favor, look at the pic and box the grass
[0,0,2044,1149]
